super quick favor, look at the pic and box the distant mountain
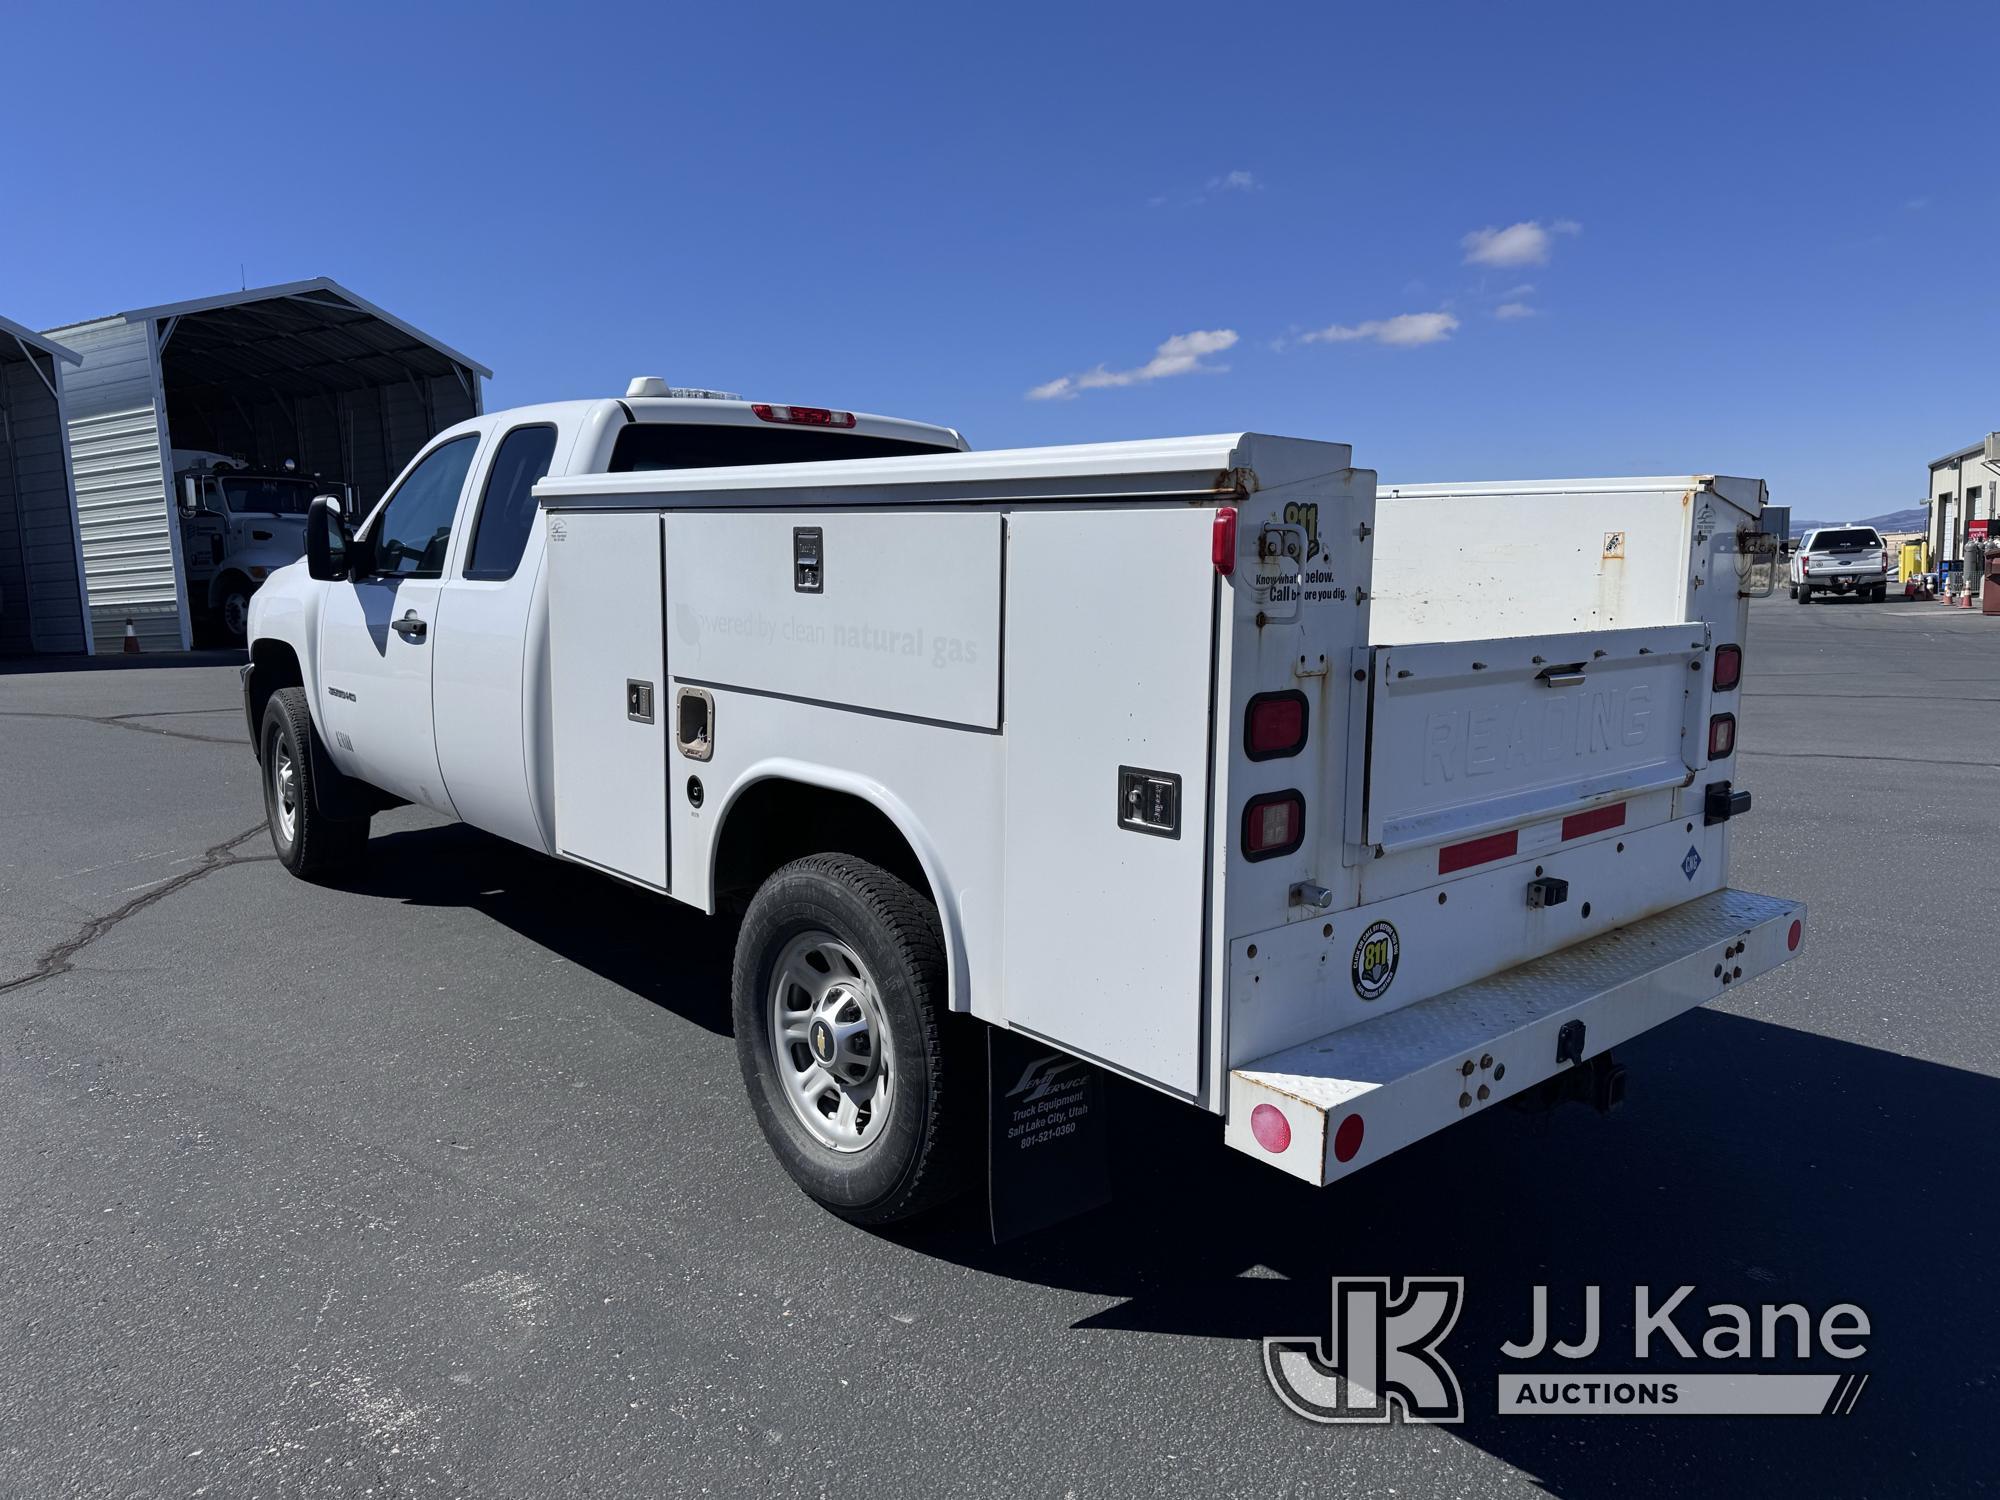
[1787,505,1928,537]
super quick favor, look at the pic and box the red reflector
[1212,507,1238,574]
[750,402,856,429]
[1708,712,1736,759]
[1562,802,1626,841]
[1787,918,1802,951]
[1245,690,1309,760]
[1713,644,1743,692]
[1242,791,1305,860]
[1250,1103,1291,1154]
[1332,1113,1365,1163]
[1438,829,1518,875]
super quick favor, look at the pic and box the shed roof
[0,314,81,368]
[47,278,490,397]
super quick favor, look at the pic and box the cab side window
[463,425,559,580]
[370,436,479,579]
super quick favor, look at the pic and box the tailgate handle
[1536,663,1588,687]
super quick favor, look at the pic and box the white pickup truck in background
[1789,524,1890,603]
[245,404,1800,1225]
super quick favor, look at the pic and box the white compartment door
[546,510,668,889]
[1360,622,1705,854]
[1000,508,1218,1098]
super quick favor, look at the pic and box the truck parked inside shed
[174,452,352,642]
[244,406,1801,1224]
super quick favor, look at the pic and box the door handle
[392,609,427,642]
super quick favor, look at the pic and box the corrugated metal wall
[0,352,90,654]
[55,319,189,653]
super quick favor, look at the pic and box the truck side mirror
[305,495,350,581]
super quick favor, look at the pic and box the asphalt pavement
[0,593,1994,1498]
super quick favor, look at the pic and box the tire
[1787,583,1797,600]
[1795,583,1810,604]
[732,854,971,1225]
[259,686,370,880]
[219,584,252,644]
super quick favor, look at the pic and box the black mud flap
[986,1029,1111,1244]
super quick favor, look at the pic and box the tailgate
[1354,623,1706,854]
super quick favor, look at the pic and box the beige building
[1928,437,1999,564]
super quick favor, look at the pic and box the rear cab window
[465,424,560,580]
[608,423,954,472]
[1809,528,1882,551]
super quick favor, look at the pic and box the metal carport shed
[0,316,90,656]
[46,279,488,652]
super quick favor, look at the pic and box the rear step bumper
[1225,888,1803,1185]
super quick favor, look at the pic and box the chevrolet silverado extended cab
[246,417,1802,1226]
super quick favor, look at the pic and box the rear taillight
[1212,507,1238,574]
[750,403,856,429]
[1713,644,1742,692]
[1802,554,1811,573]
[1708,712,1736,759]
[1242,790,1305,860]
[1244,690,1309,760]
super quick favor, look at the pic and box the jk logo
[1265,1277,1465,1424]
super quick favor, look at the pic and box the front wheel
[219,585,252,644]
[260,686,370,880]
[732,854,972,1225]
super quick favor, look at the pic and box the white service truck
[245,398,1801,1225]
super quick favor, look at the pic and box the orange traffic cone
[123,619,140,654]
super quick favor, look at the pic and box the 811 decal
[1352,921,1399,1001]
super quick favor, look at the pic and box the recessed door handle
[392,609,427,641]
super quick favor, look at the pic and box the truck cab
[244,383,965,847]
[175,453,352,642]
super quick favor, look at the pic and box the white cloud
[1027,328,1239,399]
[1208,170,1259,192]
[1299,311,1460,348]
[1494,301,1535,320]
[1461,219,1580,267]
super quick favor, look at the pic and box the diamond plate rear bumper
[1225,888,1804,1184]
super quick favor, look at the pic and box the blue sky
[4,0,1994,515]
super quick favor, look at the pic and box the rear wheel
[260,686,370,880]
[732,854,971,1225]
[1795,583,1811,604]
